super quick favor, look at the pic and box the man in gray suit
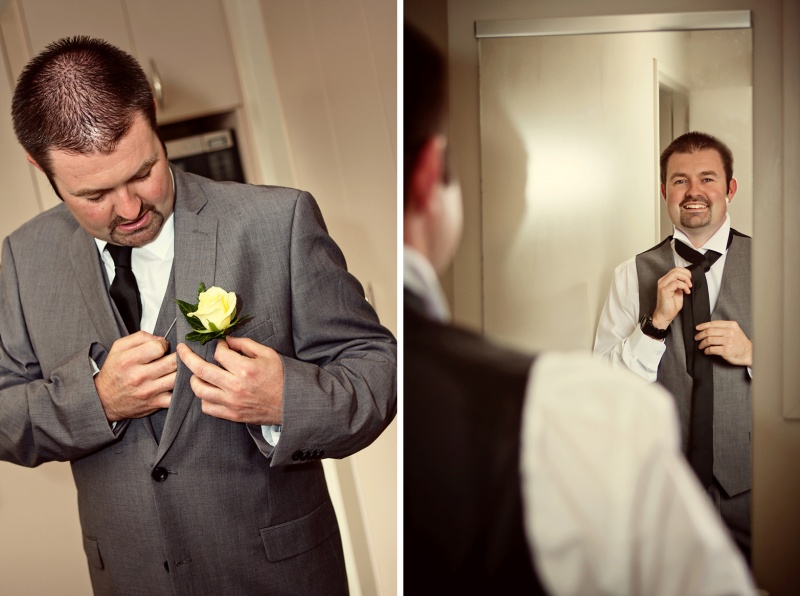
[0,36,396,595]
[594,131,752,561]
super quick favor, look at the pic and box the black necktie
[673,232,731,488]
[106,244,142,334]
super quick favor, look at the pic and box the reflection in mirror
[478,28,752,354]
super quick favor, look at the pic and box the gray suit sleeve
[0,237,116,467]
[248,191,396,465]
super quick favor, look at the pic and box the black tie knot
[106,244,133,269]
[674,240,721,272]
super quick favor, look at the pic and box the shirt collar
[673,213,731,254]
[403,246,451,322]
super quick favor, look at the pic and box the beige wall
[247,2,397,594]
[0,17,93,595]
[443,1,799,594]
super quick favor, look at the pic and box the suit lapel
[142,267,177,445]
[156,169,218,461]
[69,227,123,349]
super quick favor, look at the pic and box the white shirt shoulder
[521,352,756,596]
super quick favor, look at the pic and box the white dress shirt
[593,215,751,381]
[522,352,755,595]
[95,212,174,335]
[404,245,755,595]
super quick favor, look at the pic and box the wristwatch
[639,314,670,340]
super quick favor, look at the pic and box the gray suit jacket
[0,167,397,595]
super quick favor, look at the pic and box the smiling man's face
[41,113,174,247]
[661,148,736,247]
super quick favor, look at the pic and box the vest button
[152,467,169,482]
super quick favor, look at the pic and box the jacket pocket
[239,318,276,343]
[259,499,339,562]
[82,535,105,570]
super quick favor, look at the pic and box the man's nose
[113,189,143,220]
[685,180,702,197]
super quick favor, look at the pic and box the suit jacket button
[292,450,304,461]
[152,467,169,482]
[317,449,325,458]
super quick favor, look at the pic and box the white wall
[0,8,41,239]
[479,31,682,353]
[255,0,396,335]
[686,29,753,237]
[0,20,93,595]
[244,2,398,594]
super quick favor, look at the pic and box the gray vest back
[636,231,751,497]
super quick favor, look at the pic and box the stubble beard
[109,203,165,247]
[678,199,712,230]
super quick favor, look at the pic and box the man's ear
[26,153,44,173]
[659,183,666,201]
[408,136,445,214]
[727,177,738,201]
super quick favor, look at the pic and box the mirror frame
[475,11,750,38]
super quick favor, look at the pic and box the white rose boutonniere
[176,282,252,344]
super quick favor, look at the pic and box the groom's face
[44,113,174,247]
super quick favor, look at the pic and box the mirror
[476,21,752,354]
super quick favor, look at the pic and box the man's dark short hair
[660,131,734,188]
[404,23,448,207]
[11,35,160,179]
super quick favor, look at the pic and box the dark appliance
[165,129,246,183]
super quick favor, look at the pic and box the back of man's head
[404,23,448,208]
[12,36,158,178]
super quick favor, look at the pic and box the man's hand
[695,320,753,367]
[94,332,177,422]
[176,337,283,425]
[652,267,693,329]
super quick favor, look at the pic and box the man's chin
[679,214,712,229]
[110,213,165,247]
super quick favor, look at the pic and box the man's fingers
[216,337,272,370]
[113,330,165,350]
[153,370,178,393]
[189,374,224,403]
[177,343,230,387]
[154,352,179,377]
[224,335,266,358]
[696,320,736,332]
[149,390,173,411]
[112,335,170,366]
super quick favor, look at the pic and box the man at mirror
[594,132,752,562]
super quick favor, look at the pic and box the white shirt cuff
[262,424,281,446]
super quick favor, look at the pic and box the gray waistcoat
[636,231,751,497]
